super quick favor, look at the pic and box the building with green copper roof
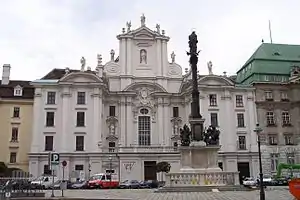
[236,43,300,85]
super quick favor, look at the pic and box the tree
[156,161,171,182]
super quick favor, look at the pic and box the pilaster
[120,39,126,74]
[126,97,132,147]
[31,88,42,153]
[157,98,164,145]
[162,40,168,76]
[120,97,126,146]
[163,98,170,146]
[126,39,132,74]
[61,87,71,152]
[92,88,102,152]
[156,40,162,76]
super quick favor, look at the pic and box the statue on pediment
[97,54,102,66]
[140,49,147,64]
[80,57,86,71]
[207,61,213,75]
[203,125,220,145]
[126,21,131,32]
[141,14,146,26]
[110,49,115,61]
[156,24,160,34]
[171,51,176,63]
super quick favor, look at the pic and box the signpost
[50,153,59,197]
[61,160,67,197]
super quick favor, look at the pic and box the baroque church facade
[28,15,259,181]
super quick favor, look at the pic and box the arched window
[138,108,151,145]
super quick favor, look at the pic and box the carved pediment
[59,72,102,83]
[123,82,167,93]
[198,76,234,86]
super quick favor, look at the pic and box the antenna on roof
[269,20,273,44]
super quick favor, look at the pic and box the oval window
[140,108,149,115]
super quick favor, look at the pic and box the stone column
[126,97,132,147]
[120,39,126,75]
[156,40,162,76]
[157,98,164,145]
[223,92,235,152]
[61,87,71,152]
[161,40,168,76]
[126,39,132,75]
[92,88,101,152]
[163,99,170,146]
[120,97,126,146]
[31,88,42,153]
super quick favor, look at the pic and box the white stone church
[29,15,259,182]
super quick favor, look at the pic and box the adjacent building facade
[29,15,259,181]
[0,64,34,172]
[236,43,300,176]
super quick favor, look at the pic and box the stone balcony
[102,146,179,153]
[165,171,240,187]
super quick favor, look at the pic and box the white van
[30,175,58,189]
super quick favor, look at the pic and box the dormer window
[14,85,23,96]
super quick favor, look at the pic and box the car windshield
[89,175,102,180]
[245,178,254,181]
[121,180,129,183]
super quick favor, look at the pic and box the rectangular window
[45,136,53,151]
[10,152,17,163]
[138,116,151,146]
[271,153,279,171]
[47,92,56,104]
[238,136,246,150]
[210,113,218,127]
[284,134,294,145]
[46,112,55,127]
[282,111,291,126]
[266,111,276,126]
[11,127,18,142]
[108,142,115,152]
[209,94,217,106]
[13,107,20,118]
[268,134,278,145]
[235,95,243,107]
[76,136,84,151]
[265,91,273,101]
[237,113,245,127]
[76,112,85,127]
[173,107,179,118]
[281,91,289,101]
[43,165,51,175]
[77,92,86,105]
[109,106,115,117]
[75,165,84,171]
[287,153,295,164]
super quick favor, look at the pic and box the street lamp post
[109,156,112,189]
[254,123,265,200]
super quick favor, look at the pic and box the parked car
[242,177,257,187]
[139,180,159,188]
[70,180,88,189]
[274,177,289,186]
[119,180,140,189]
[30,175,58,189]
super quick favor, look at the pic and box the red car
[87,173,119,189]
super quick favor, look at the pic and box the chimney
[2,64,11,85]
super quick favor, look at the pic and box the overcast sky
[0,0,299,80]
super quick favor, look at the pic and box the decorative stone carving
[171,51,176,63]
[122,28,125,33]
[97,54,102,66]
[207,61,213,75]
[203,125,220,145]
[126,21,131,32]
[140,49,147,64]
[110,49,115,61]
[180,124,191,146]
[123,162,135,172]
[156,24,160,34]
[80,57,86,71]
[106,116,118,138]
[141,14,146,26]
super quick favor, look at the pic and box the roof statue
[110,49,115,61]
[171,51,176,63]
[156,24,160,34]
[97,54,102,66]
[126,21,131,32]
[162,30,165,35]
[207,61,213,75]
[80,57,86,71]
[141,14,146,26]
[122,28,125,34]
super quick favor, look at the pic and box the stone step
[155,185,258,193]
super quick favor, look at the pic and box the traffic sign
[62,160,67,167]
[51,153,60,165]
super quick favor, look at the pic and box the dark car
[119,180,140,189]
[139,180,159,188]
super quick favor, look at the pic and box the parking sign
[51,153,60,165]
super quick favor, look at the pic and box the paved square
[46,188,295,200]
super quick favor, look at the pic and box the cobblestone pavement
[46,188,294,200]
